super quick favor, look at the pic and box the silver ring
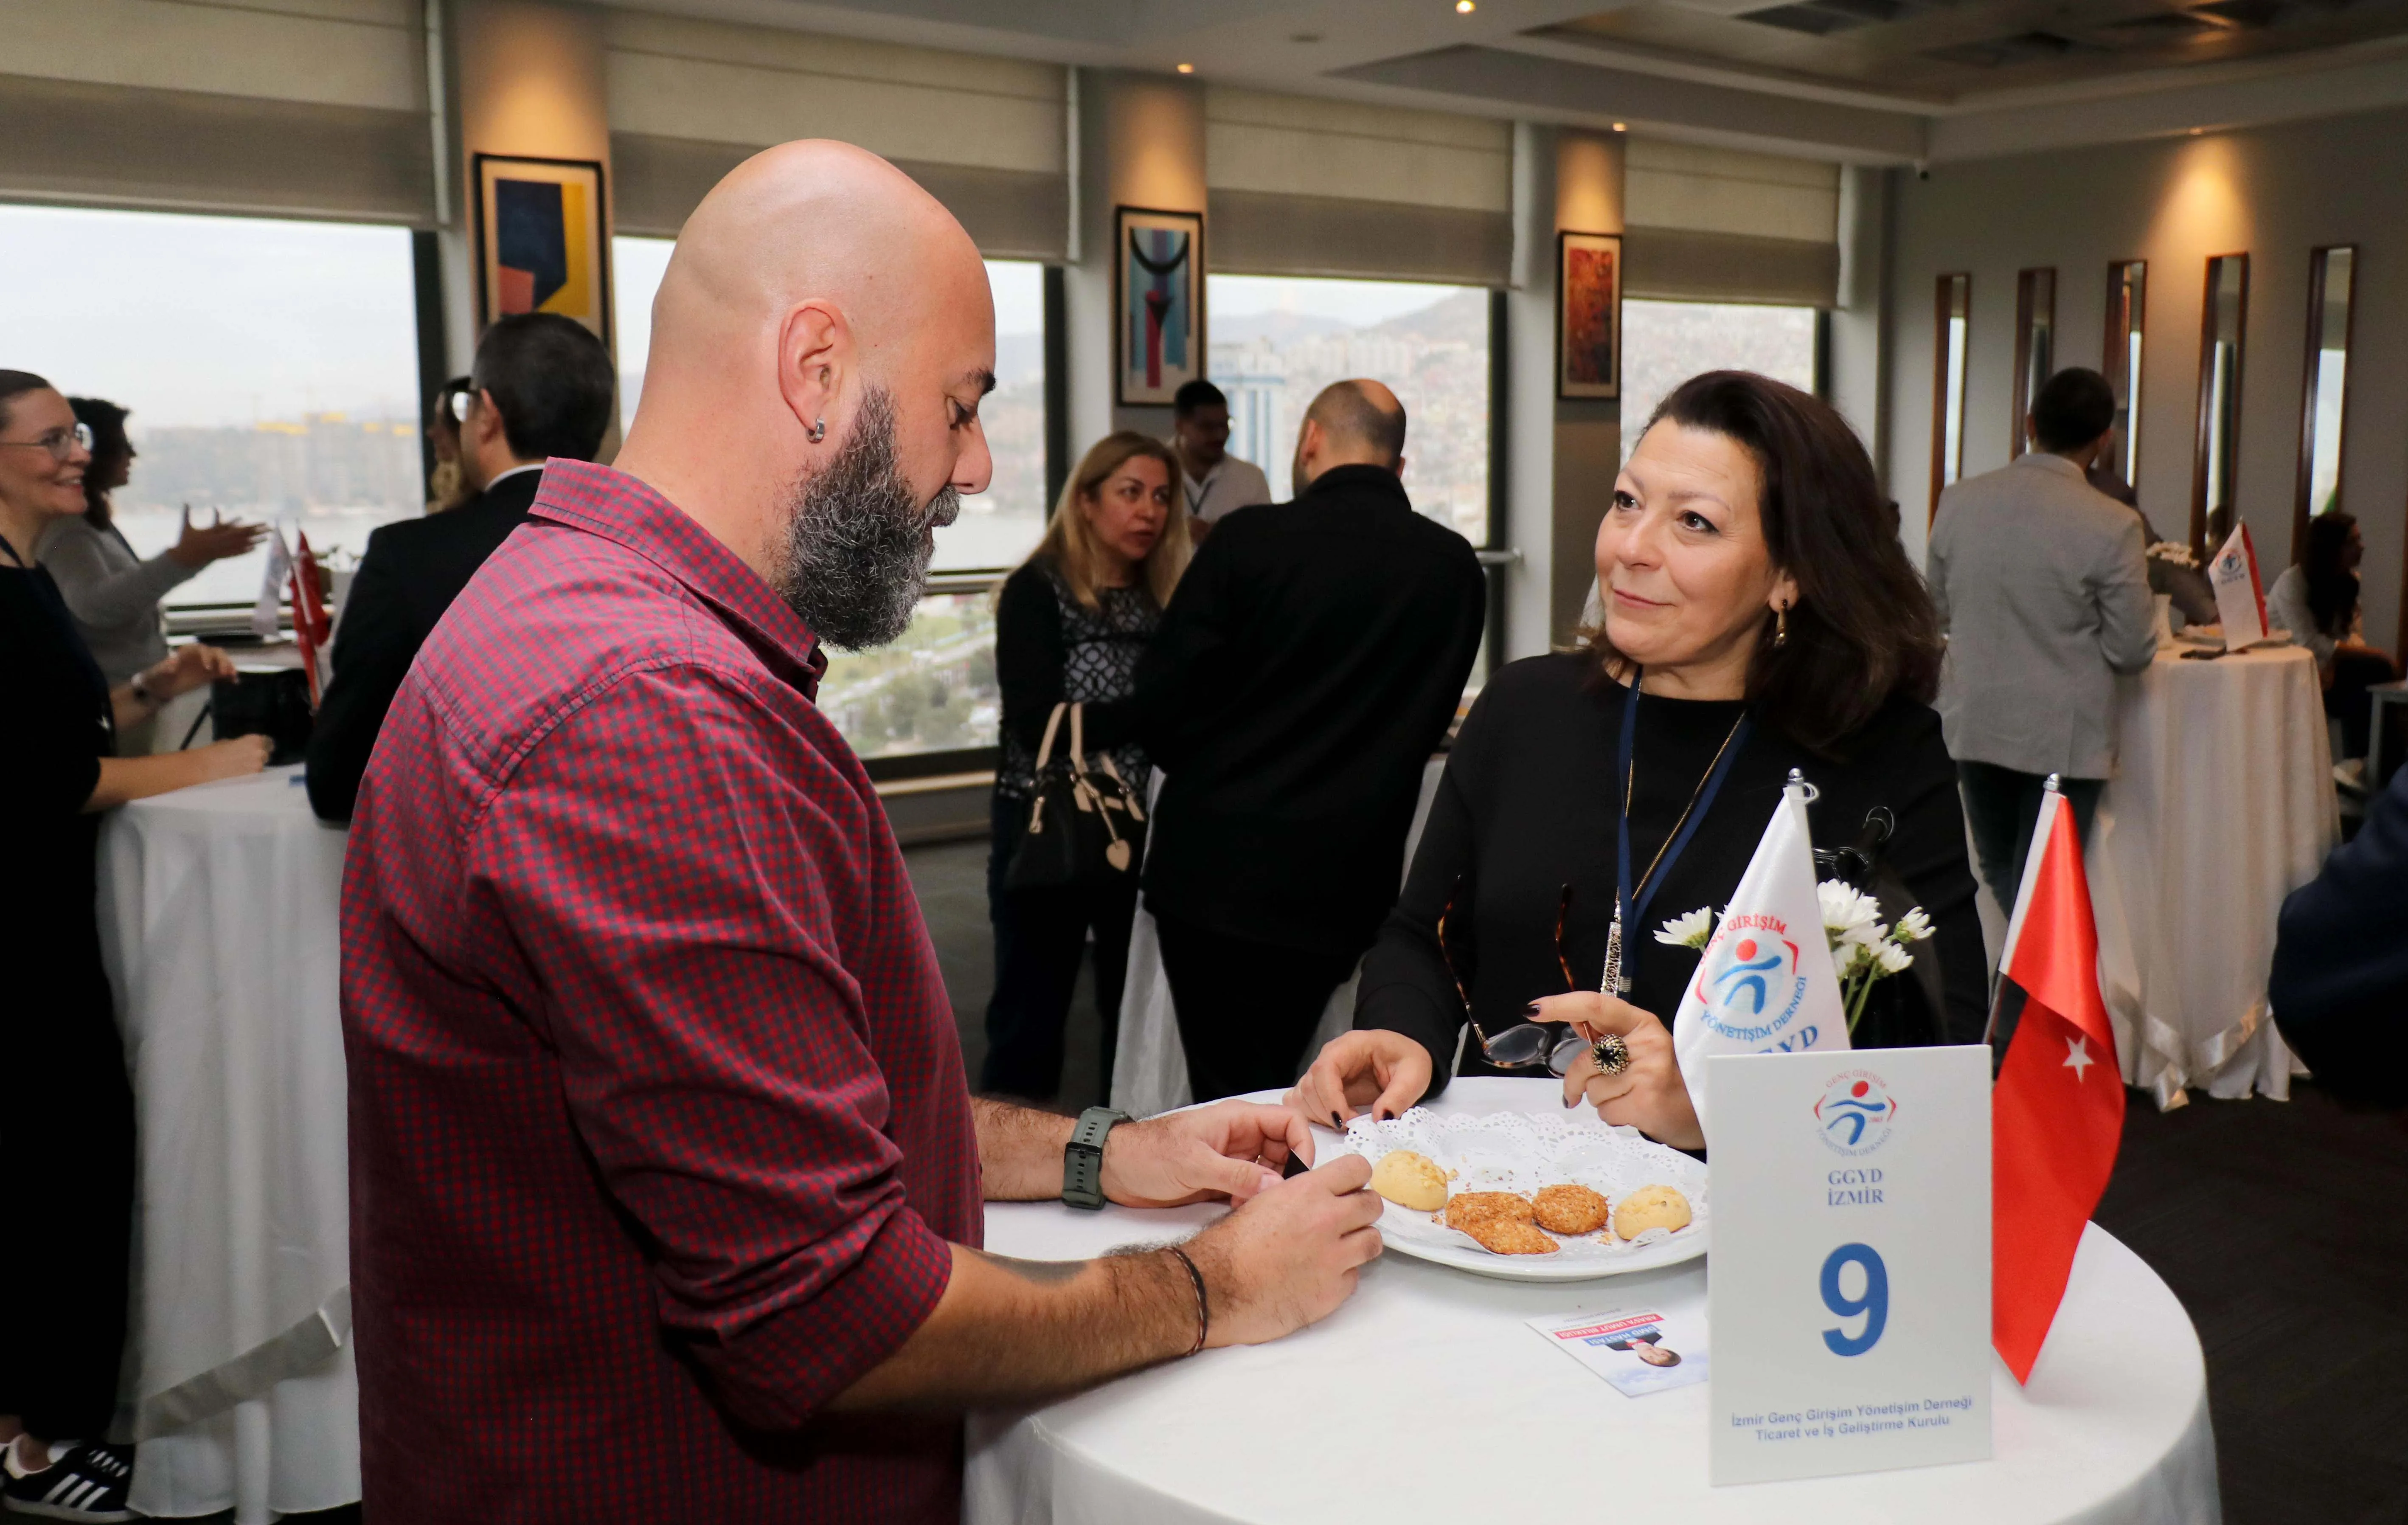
[1590,1033,1631,1077]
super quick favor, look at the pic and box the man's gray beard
[772,387,960,651]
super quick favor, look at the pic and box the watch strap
[1062,1106,1130,1210]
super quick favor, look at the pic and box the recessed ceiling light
[1613,121,1627,132]
[1176,62,1195,73]
[2189,126,2203,134]
[1291,31,1323,42]
[1456,0,1476,12]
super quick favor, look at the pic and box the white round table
[96,765,360,1522]
[969,1078,2218,1525]
[2089,645,2337,1106]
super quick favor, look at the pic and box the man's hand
[1182,1154,1383,1347]
[1285,1029,1433,1130]
[1100,1101,1312,1208]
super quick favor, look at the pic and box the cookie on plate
[1440,1191,1534,1231]
[1463,1216,1560,1255]
[1531,1183,1611,1235]
[1370,1150,1450,1211]
[1613,1184,1693,1240]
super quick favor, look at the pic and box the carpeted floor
[904,835,2408,1525]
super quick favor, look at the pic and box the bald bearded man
[340,142,1380,1523]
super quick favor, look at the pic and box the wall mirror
[2012,267,2057,458]
[2293,244,2356,559]
[2103,260,2146,493]
[2192,253,2249,552]
[1930,272,1970,517]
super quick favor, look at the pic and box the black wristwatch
[1062,1107,1130,1210]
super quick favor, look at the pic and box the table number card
[1706,1047,1992,1486]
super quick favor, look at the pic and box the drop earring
[1773,603,1790,648]
[807,417,827,444]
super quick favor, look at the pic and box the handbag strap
[1069,701,1087,774]
[1031,702,1068,773]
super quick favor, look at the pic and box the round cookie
[1441,1191,1534,1231]
[1613,1184,1694,1240]
[1370,1150,1450,1212]
[1532,1183,1611,1235]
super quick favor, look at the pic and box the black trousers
[2328,648,2402,760]
[982,796,1138,1102]
[0,960,135,1441]
[1957,761,2105,923]
[1154,914,1359,1103]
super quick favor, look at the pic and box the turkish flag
[290,530,333,709]
[1991,788,2125,1383]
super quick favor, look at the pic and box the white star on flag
[2062,1034,2096,1082]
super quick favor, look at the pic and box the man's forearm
[830,1242,1196,1411]
[973,1097,1078,1200]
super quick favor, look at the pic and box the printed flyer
[1528,1299,1710,1397]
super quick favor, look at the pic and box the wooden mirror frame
[1930,272,1970,520]
[2292,244,2357,563]
[2103,261,2146,493]
[2011,268,2056,460]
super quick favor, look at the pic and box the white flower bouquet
[1655,881,1934,1034]
[2145,540,2200,569]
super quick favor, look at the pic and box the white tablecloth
[1111,760,1449,1117]
[969,1078,2218,1525]
[96,765,360,1522]
[2089,646,2337,1106]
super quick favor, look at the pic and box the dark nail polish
[1563,1091,1579,1109]
[1331,1113,1344,1130]
[1523,1003,1541,1017]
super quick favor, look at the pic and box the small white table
[96,765,360,1522]
[968,1078,2219,1525]
[2089,645,2337,1106]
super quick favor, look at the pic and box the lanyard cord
[1613,670,1752,985]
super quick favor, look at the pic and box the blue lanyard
[1614,671,1751,987]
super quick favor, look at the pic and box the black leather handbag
[1815,806,1954,1048]
[1004,703,1147,893]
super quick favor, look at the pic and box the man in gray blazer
[1928,367,2157,915]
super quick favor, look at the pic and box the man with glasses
[306,314,615,821]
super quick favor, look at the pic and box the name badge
[1706,1046,1993,1486]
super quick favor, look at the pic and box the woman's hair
[2302,510,2360,636]
[1585,371,1944,754]
[1028,431,1192,610]
[0,370,51,433]
[69,396,131,527]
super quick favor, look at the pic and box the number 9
[1820,1242,1888,1357]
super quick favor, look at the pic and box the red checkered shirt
[341,459,981,1522]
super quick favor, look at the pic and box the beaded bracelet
[1166,1245,1209,1357]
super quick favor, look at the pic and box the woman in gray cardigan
[35,398,261,745]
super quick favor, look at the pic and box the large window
[0,203,421,606]
[1205,274,1491,542]
[1618,301,1818,463]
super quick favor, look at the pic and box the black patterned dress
[982,557,1162,1100]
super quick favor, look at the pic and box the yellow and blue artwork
[475,155,609,344]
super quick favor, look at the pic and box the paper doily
[1329,1108,1710,1266]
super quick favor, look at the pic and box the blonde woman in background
[982,432,1192,1103]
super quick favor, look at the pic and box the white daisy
[1895,907,1934,942]
[1655,906,1714,948]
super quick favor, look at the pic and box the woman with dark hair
[34,397,261,743]
[983,431,1193,1101]
[1289,371,1986,1149]
[2268,511,2400,760]
[1,371,267,1519]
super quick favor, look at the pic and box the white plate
[1330,1108,1710,1283]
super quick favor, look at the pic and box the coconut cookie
[1531,1184,1611,1236]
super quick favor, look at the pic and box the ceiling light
[1291,31,1323,42]
[1176,62,1195,73]
[1457,0,1476,12]
[2189,126,2203,134]
[1613,122,1627,132]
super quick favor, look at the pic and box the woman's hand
[168,507,266,568]
[1286,1029,1433,1130]
[1531,990,1705,1151]
[145,643,239,701]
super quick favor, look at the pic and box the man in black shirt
[307,314,614,820]
[1135,379,1485,1100]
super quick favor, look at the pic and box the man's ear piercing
[808,417,826,444]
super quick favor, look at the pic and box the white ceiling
[605,0,2408,163]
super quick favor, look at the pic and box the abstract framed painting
[1557,231,1622,400]
[472,154,610,346]
[1116,206,1203,407]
